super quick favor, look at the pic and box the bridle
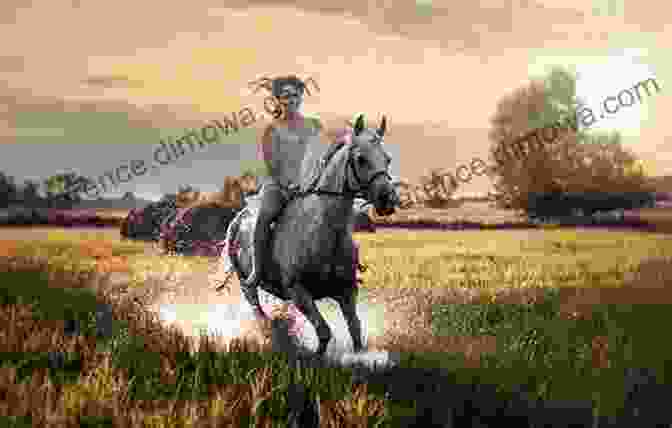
[295,139,391,203]
[345,150,392,200]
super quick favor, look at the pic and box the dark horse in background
[216,115,398,356]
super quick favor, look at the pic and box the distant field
[3,204,672,233]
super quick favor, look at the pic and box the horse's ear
[354,115,365,136]
[378,116,387,137]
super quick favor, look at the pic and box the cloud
[0,85,213,146]
[1,0,669,193]
[223,0,592,54]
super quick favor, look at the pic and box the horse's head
[347,114,398,216]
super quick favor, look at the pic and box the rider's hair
[248,75,319,98]
[271,75,305,98]
[248,75,320,119]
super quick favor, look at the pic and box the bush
[526,191,657,219]
[526,192,572,219]
[120,195,179,241]
[159,204,239,256]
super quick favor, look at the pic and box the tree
[486,66,649,212]
[44,172,88,203]
[0,172,18,207]
[176,185,201,207]
[21,179,40,206]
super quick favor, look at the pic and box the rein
[292,148,390,203]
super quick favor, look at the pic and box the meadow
[1,225,672,426]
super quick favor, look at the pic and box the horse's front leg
[288,282,332,357]
[336,287,364,353]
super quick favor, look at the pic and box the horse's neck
[300,195,356,229]
[303,142,349,194]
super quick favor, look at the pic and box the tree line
[0,166,257,210]
[0,171,139,208]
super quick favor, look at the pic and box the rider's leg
[243,183,286,288]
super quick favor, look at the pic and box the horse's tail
[214,207,247,292]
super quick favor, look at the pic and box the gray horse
[217,114,398,356]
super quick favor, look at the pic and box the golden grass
[354,229,672,371]
[1,227,672,424]
[0,234,390,426]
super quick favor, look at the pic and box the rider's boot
[243,214,272,289]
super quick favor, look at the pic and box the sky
[0,0,668,200]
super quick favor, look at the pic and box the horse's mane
[302,128,352,193]
[324,129,352,165]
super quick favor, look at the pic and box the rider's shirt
[257,112,323,191]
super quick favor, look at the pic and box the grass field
[1,226,672,425]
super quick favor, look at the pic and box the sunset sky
[0,0,668,200]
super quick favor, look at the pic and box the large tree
[44,173,71,199]
[43,172,95,205]
[486,66,649,211]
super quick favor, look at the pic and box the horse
[217,114,398,356]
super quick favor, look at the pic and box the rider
[242,75,324,288]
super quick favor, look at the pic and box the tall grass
[1,228,671,425]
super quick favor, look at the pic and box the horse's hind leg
[288,283,332,356]
[336,288,364,353]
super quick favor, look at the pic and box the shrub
[526,191,657,219]
[158,204,239,256]
[120,195,179,241]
